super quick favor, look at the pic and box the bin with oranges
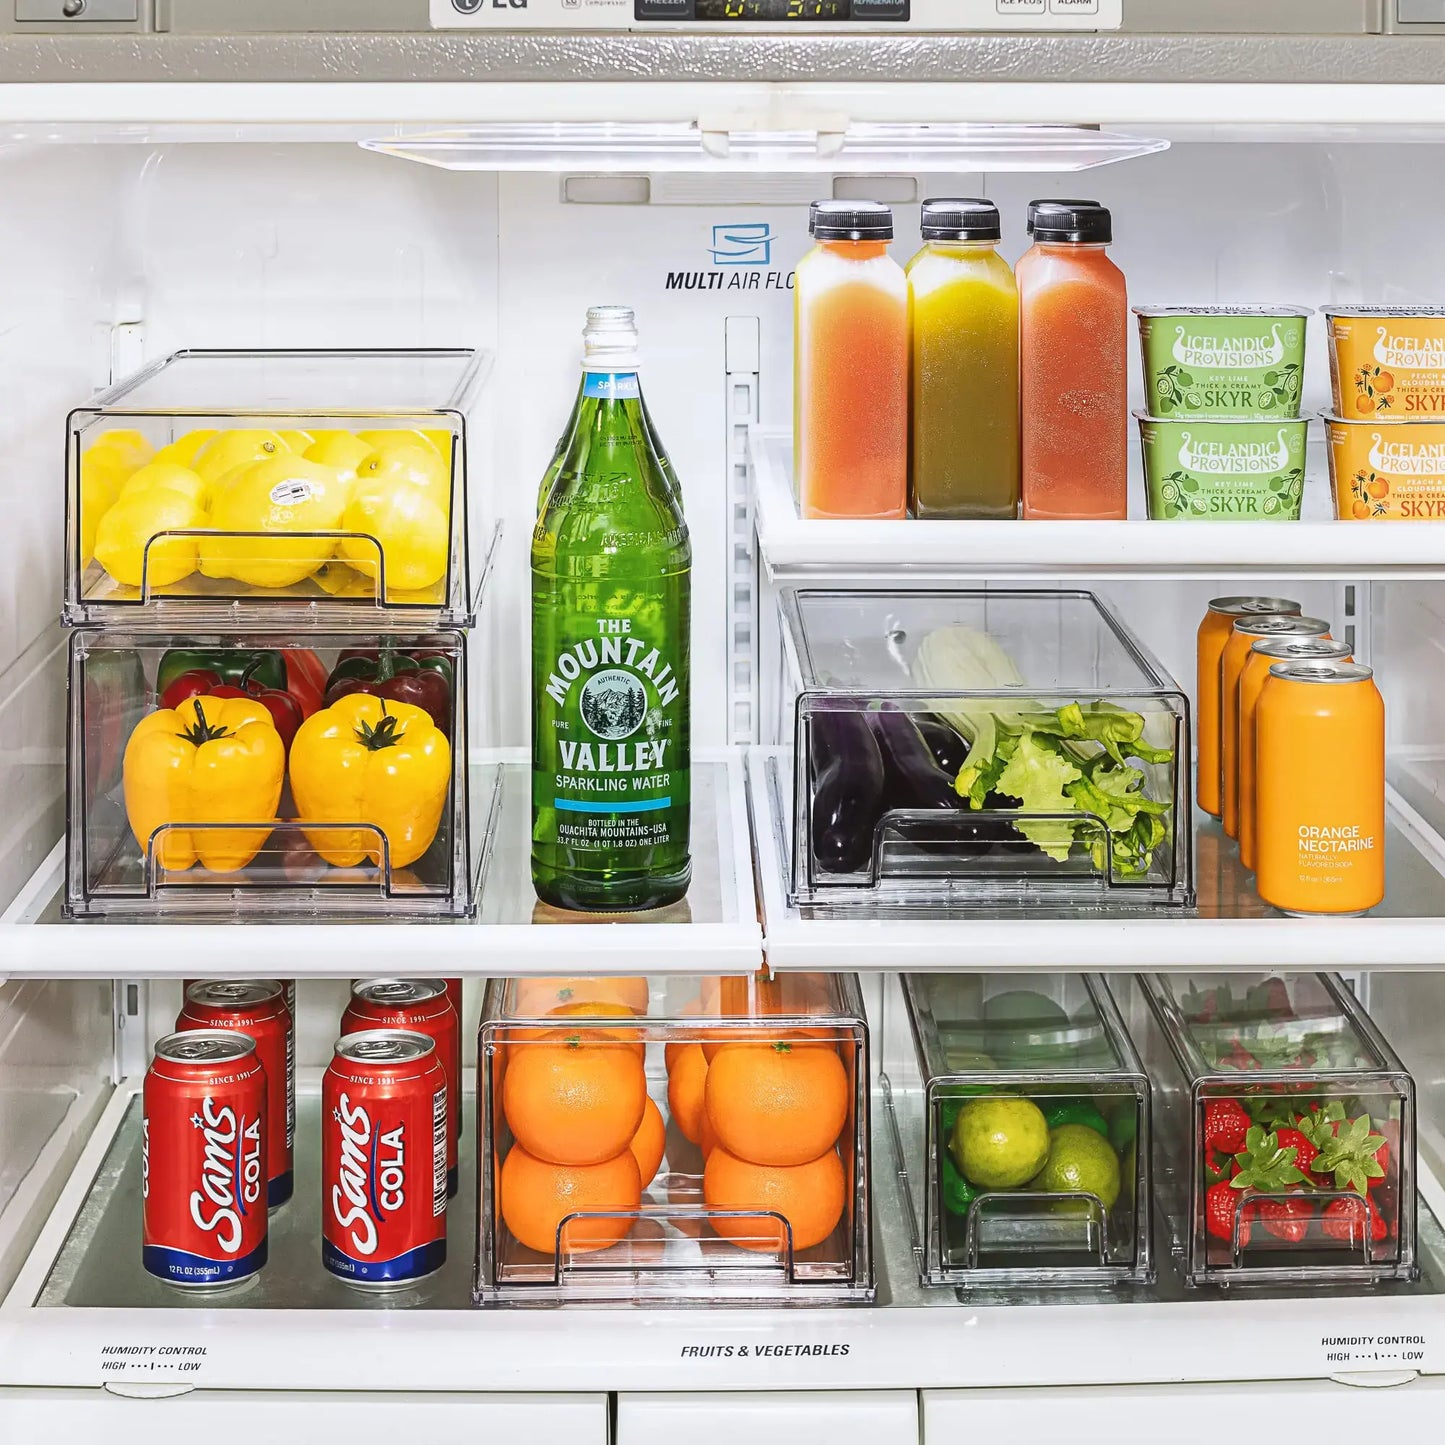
[475,971,873,1305]
[880,972,1153,1290]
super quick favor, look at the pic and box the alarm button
[1049,0,1099,11]
[996,0,1046,14]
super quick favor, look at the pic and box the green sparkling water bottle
[531,306,692,912]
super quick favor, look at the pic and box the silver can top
[1208,596,1301,618]
[185,980,284,1011]
[1233,615,1330,639]
[351,978,447,1009]
[1250,638,1353,662]
[335,1029,436,1065]
[1269,661,1376,685]
[155,1029,257,1066]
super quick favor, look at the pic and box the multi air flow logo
[666,222,796,291]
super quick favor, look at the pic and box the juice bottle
[1019,203,1129,520]
[795,201,908,520]
[1256,662,1385,917]
[1195,595,1301,819]
[1219,614,1330,841]
[1237,637,1352,872]
[906,199,1019,519]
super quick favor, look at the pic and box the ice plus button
[996,0,1046,13]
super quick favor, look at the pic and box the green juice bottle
[531,306,692,912]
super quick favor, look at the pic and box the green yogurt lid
[1133,305,1313,319]
[1135,409,1311,428]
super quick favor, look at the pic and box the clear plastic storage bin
[780,588,1193,911]
[65,349,486,628]
[1122,972,1417,1288]
[65,628,475,918]
[476,972,873,1306]
[881,973,1153,1290]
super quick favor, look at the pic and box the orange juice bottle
[1196,596,1300,820]
[1238,637,1353,872]
[1019,203,1128,520]
[795,201,908,520]
[1220,615,1330,841]
[906,199,1019,519]
[1256,662,1385,916]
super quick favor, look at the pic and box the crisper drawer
[922,1380,1445,1441]
[617,1390,919,1445]
[0,1389,609,1443]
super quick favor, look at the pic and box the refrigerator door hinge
[725,315,761,747]
[110,321,146,387]
[113,978,149,1081]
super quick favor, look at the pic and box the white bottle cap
[583,305,641,371]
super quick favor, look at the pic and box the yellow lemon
[358,428,443,459]
[152,429,218,470]
[339,483,449,595]
[78,452,133,571]
[93,487,203,589]
[118,460,210,510]
[351,442,450,498]
[304,433,374,496]
[279,429,316,454]
[200,454,346,589]
[192,429,287,489]
[86,428,154,474]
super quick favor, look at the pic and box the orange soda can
[1238,637,1353,872]
[1220,614,1329,840]
[1196,597,1300,818]
[1256,661,1385,917]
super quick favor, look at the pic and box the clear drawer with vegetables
[879,972,1152,1290]
[65,629,475,918]
[782,588,1192,910]
[476,971,872,1307]
[1119,973,1417,1288]
[65,349,484,628]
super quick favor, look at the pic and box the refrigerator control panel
[430,0,1122,29]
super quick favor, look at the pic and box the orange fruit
[702,971,836,1062]
[545,1001,645,1059]
[513,976,650,1016]
[630,1095,666,1189]
[1376,370,1395,394]
[500,1144,641,1256]
[704,1146,845,1253]
[503,1029,647,1166]
[1367,479,1390,500]
[700,1107,722,1159]
[705,1039,849,1167]
[667,1043,708,1145]
[1351,499,1372,519]
[1355,394,1376,415]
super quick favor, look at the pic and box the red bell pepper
[162,660,306,752]
[284,650,327,719]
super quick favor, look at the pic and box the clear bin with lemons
[65,348,488,627]
[881,972,1153,1289]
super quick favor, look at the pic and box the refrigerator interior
[5,117,1445,1412]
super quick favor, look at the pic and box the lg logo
[453,0,528,10]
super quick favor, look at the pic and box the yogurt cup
[1324,412,1445,520]
[1137,412,1308,520]
[1135,305,1311,420]
[1326,306,1445,418]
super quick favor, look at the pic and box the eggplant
[915,714,971,779]
[809,707,886,874]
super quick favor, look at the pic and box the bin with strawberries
[65,628,474,918]
[64,348,484,628]
[884,973,1153,1290]
[475,971,873,1305]
[1125,972,1417,1287]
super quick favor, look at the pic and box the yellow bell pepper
[289,694,451,870]
[123,696,285,874]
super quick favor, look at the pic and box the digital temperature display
[638,1,911,21]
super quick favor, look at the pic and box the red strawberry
[1274,1127,1318,1178]
[1205,1181,1251,1244]
[1369,1139,1391,1193]
[1321,1195,1387,1245]
[1203,1099,1251,1156]
[1253,1194,1314,1245]
[1220,1045,1261,1072]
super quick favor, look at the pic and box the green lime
[940,1150,979,1217]
[951,1097,1051,1190]
[1030,1124,1121,1211]
[982,991,1069,1028]
[1109,1107,1138,1155]
[1042,1100,1110,1139]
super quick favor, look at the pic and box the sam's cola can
[142,1030,267,1289]
[322,1030,448,1288]
[178,980,294,1208]
[344,979,459,1197]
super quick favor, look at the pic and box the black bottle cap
[1026,198,1101,235]
[1032,202,1113,245]
[809,200,894,241]
[920,198,1001,242]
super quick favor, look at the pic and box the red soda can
[322,1029,448,1287]
[344,979,459,1197]
[143,1030,267,1288]
[178,981,294,1208]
